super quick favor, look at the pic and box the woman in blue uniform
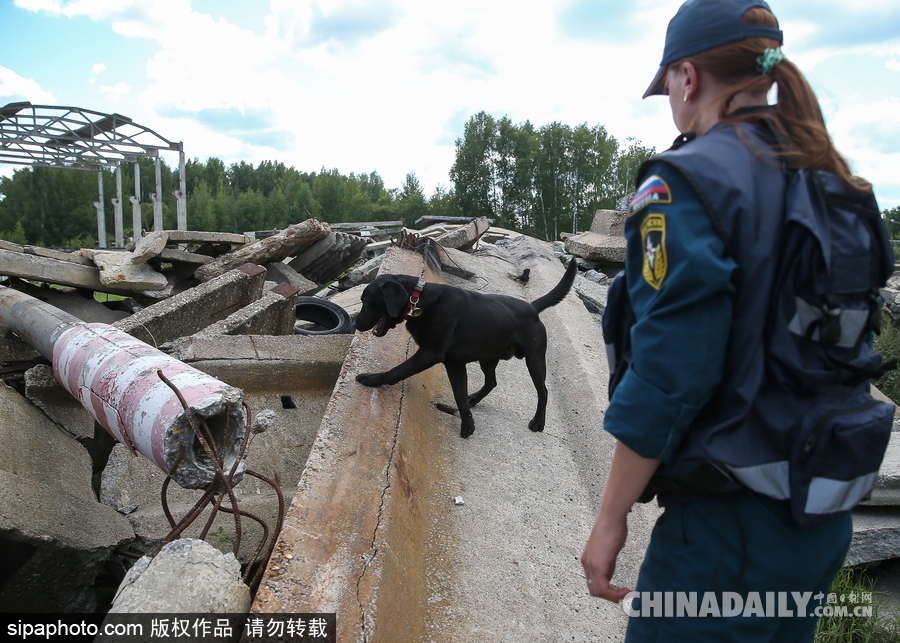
[580,1,880,640]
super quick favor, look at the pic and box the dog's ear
[380,280,409,318]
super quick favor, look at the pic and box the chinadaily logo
[622,591,874,619]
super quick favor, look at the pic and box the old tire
[293,297,353,335]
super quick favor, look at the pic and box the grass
[813,315,900,641]
[814,567,900,642]
[874,313,900,405]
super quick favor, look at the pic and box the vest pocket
[789,390,893,526]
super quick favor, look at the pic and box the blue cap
[643,0,783,98]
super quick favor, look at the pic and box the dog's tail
[531,257,577,313]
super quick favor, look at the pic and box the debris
[564,209,627,265]
[454,496,465,506]
[106,538,251,614]
[0,285,249,490]
[194,219,331,282]
[0,377,134,612]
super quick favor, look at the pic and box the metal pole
[0,286,248,489]
[94,170,107,249]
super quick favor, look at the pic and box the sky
[1,0,899,210]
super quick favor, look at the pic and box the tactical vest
[612,119,894,517]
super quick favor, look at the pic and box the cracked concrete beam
[251,248,460,641]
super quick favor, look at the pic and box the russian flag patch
[630,175,672,214]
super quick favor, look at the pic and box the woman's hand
[581,513,632,602]
[581,440,660,602]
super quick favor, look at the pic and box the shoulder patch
[641,213,667,290]
[629,175,672,215]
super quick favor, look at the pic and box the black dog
[354,258,577,438]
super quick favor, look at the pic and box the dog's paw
[460,418,475,439]
[356,373,387,387]
[528,417,545,432]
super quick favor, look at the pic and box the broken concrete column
[114,263,267,346]
[195,219,330,282]
[0,285,249,490]
[0,379,134,612]
[107,539,250,613]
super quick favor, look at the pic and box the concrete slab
[435,216,491,251]
[848,507,900,566]
[195,284,300,337]
[265,261,318,294]
[252,241,658,641]
[565,231,627,265]
[0,379,134,612]
[0,247,133,296]
[87,249,169,291]
[115,264,267,346]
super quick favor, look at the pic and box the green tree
[396,173,429,227]
[0,221,27,245]
[884,206,900,239]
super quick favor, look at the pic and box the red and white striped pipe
[0,286,246,489]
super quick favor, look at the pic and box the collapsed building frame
[0,101,186,247]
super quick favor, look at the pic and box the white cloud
[99,82,130,101]
[0,66,56,104]
[6,0,898,208]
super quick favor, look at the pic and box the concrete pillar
[153,156,163,231]
[94,170,107,249]
[176,147,187,231]
[113,164,124,247]
[131,161,142,240]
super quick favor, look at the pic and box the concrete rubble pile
[1,207,899,622]
[0,214,516,614]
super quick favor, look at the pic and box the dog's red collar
[403,279,426,319]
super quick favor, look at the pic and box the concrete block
[589,209,627,236]
[265,261,318,294]
[435,216,491,251]
[0,247,132,296]
[108,539,250,613]
[130,230,169,264]
[87,250,169,291]
[196,284,300,337]
[0,380,133,612]
[195,219,330,282]
[114,264,267,346]
[564,231,627,264]
[848,507,900,566]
